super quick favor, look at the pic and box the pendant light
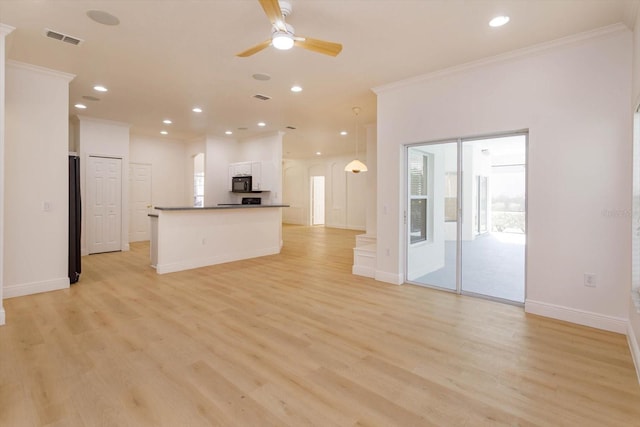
[345,106,368,173]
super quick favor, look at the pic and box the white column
[365,123,377,236]
[0,24,16,325]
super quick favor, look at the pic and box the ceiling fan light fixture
[272,31,294,50]
[345,106,368,173]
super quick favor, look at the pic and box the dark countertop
[154,204,289,211]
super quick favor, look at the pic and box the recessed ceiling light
[340,131,348,136]
[316,151,322,156]
[252,73,271,81]
[74,103,87,109]
[257,122,266,127]
[489,16,510,27]
[93,85,108,92]
[163,119,172,124]
[291,85,302,93]
[225,130,233,135]
[160,130,168,135]
[192,107,203,113]
[86,10,120,26]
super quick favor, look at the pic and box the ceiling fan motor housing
[279,1,292,17]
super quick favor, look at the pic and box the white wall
[130,134,186,208]
[0,23,14,324]
[628,9,640,383]
[365,124,377,236]
[77,116,130,255]
[283,154,366,230]
[4,61,74,298]
[374,26,632,332]
[204,135,238,206]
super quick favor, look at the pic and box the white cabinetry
[230,162,252,177]
[250,161,262,190]
[229,161,275,192]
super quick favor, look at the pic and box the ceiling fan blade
[236,39,272,57]
[259,0,286,31]
[294,37,343,57]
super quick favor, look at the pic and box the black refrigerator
[69,155,81,284]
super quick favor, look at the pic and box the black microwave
[232,176,252,192]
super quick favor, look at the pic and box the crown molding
[75,114,131,128]
[0,23,15,36]
[6,59,75,82]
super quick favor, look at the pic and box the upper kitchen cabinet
[230,162,252,177]
[229,161,275,192]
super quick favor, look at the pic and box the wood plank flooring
[1,225,639,426]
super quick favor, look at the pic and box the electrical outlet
[385,248,390,256]
[584,273,597,288]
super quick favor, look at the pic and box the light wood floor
[1,225,639,426]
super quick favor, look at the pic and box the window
[409,150,431,243]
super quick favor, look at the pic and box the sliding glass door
[406,133,527,304]
[406,142,458,291]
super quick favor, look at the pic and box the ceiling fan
[236,0,343,57]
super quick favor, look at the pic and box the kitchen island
[149,204,288,274]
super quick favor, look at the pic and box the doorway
[87,156,123,254]
[129,163,152,242]
[311,176,325,225]
[406,133,527,303]
[193,153,205,207]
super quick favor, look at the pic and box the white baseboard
[4,277,70,299]
[525,299,627,334]
[0,306,5,326]
[353,265,375,278]
[156,246,280,274]
[627,321,640,385]
[375,270,403,285]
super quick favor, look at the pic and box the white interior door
[88,156,122,254]
[129,163,152,242]
[311,176,325,225]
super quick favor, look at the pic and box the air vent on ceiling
[253,94,271,101]
[44,28,84,46]
[285,126,296,130]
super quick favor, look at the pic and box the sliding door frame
[404,129,529,305]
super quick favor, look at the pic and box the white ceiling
[0,0,636,159]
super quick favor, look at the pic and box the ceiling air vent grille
[286,126,296,130]
[253,94,271,101]
[44,28,84,46]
